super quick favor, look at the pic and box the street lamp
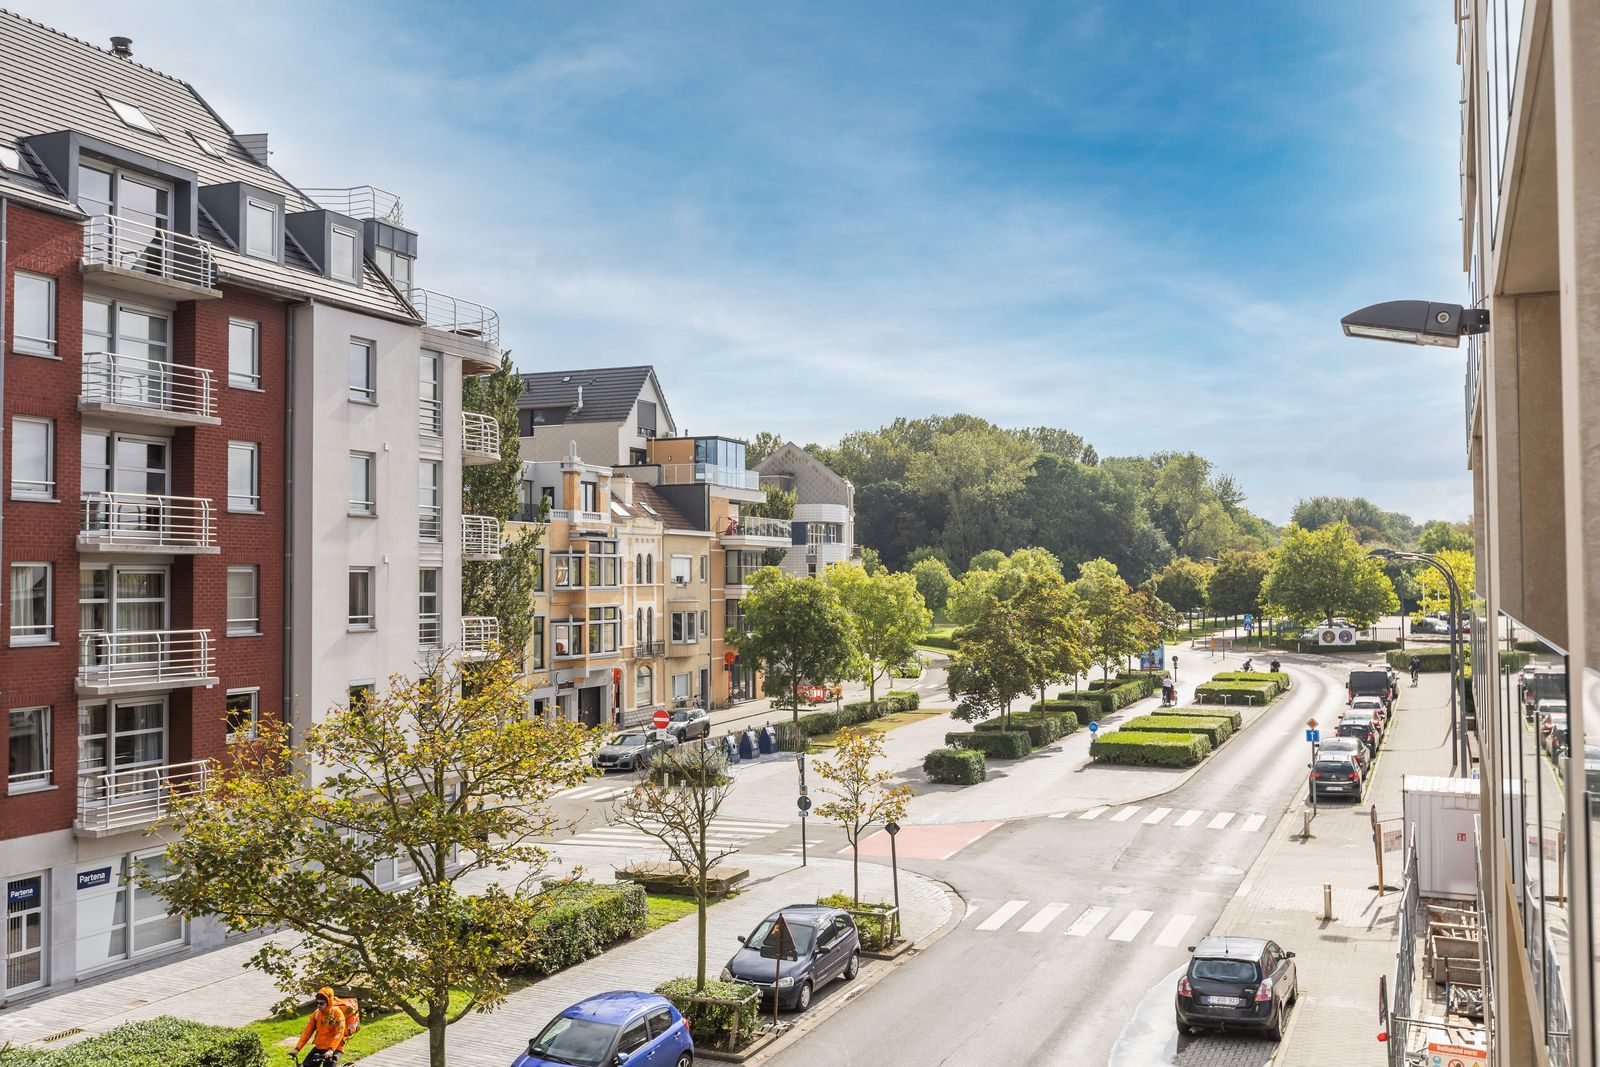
[1340,300,1489,348]
[1371,547,1468,774]
[885,820,902,943]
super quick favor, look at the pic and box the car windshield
[529,1016,620,1067]
[608,733,648,747]
[746,917,817,960]
[670,710,691,722]
[1191,957,1261,983]
[1319,740,1360,754]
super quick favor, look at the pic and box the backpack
[333,996,362,1037]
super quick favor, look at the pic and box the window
[517,480,536,523]
[245,199,276,259]
[376,247,412,291]
[587,606,620,655]
[634,666,653,707]
[419,352,442,436]
[226,566,259,635]
[102,94,159,134]
[13,272,55,356]
[348,568,374,630]
[617,1019,649,1057]
[700,610,709,637]
[551,551,584,589]
[552,620,584,658]
[7,707,50,789]
[0,144,22,172]
[189,131,223,158]
[587,541,620,587]
[227,319,260,388]
[348,452,375,516]
[331,226,359,282]
[646,556,653,583]
[534,547,545,593]
[418,568,441,649]
[224,689,258,745]
[580,481,598,513]
[227,442,259,511]
[671,555,692,585]
[700,555,708,581]
[530,616,546,671]
[10,417,53,499]
[671,611,699,644]
[348,683,374,715]
[672,673,692,702]
[541,486,556,509]
[635,554,643,584]
[10,564,51,644]
[418,461,442,541]
[348,339,375,402]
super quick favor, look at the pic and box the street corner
[849,821,1001,861]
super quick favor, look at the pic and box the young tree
[946,594,1036,730]
[728,568,856,726]
[611,746,736,989]
[155,655,594,1067]
[1415,548,1475,618]
[814,728,915,903]
[1262,521,1399,626]
[1010,569,1093,708]
[1207,549,1273,618]
[825,566,931,706]
[1152,557,1213,615]
[746,431,787,466]
[945,546,1063,625]
[1071,558,1146,679]
[909,556,956,618]
[1418,519,1474,554]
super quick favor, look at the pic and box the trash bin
[721,733,740,764]
[739,728,759,760]
[758,725,778,755]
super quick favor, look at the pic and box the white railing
[419,504,443,542]
[578,510,607,524]
[82,351,215,420]
[76,759,209,834]
[81,492,215,550]
[407,288,500,349]
[83,214,217,290]
[728,516,792,540]
[660,463,761,491]
[462,616,499,656]
[78,629,214,690]
[302,186,404,224]
[462,515,502,558]
[546,509,575,521]
[462,411,501,460]
[419,612,442,650]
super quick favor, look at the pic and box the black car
[1335,719,1378,755]
[665,706,711,742]
[1176,936,1297,1038]
[721,905,861,1012]
[1309,754,1363,801]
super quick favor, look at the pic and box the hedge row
[1163,706,1243,731]
[1192,680,1278,706]
[1056,681,1144,713]
[1212,671,1291,690]
[974,711,1078,746]
[776,692,924,749]
[923,746,987,784]
[505,880,648,978]
[1089,730,1212,767]
[919,634,958,651]
[656,977,761,1050]
[1384,648,1531,673]
[1291,639,1402,654]
[1033,698,1105,725]
[0,1018,265,1067]
[946,730,1032,760]
[1121,713,1233,748]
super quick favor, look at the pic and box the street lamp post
[1371,548,1467,775]
[885,820,902,943]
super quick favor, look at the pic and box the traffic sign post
[653,708,670,731]
[1307,719,1320,814]
[886,820,902,941]
[1088,721,1100,737]
[797,754,809,867]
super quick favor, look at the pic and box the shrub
[946,729,1032,759]
[0,1018,265,1067]
[656,977,761,1050]
[1121,714,1233,747]
[1089,730,1212,767]
[885,689,921,710]
[1163,707,1243,731]
[1384,648,1529,673]
[1292,639,1402,654]
[1037,698,1106,725]
[1192,681,1278,706]
[1212,671,1291,690]
[923,746,986,784]
[920,634,958,651]
[1057,689,1115,714]
[974,710,1076,746]
[818,893,897,949]
[505,880,649,978]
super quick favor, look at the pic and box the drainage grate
[37,1028,85,1043]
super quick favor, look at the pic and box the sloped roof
[632,484,701,532]
[755,441,851,487]
[517,365,660,424]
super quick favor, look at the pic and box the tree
[728,568,856,726]
[463,353,544,659]
[155,655,593,1067]
[1262,522,1399,627]
[946,595,1036,731]
[611,745,736,989]
[909,556,955,617]
[824,566,931,705]
[745,481,796,520]
[855,481,938,572]
[858,546,886,575]
[746,431,786,466]
[1415,548,1475,618]
[1071,558,1148,679]
[905,428,1037,567]
[1418,519,1474,554]
[1290,496,1416,547]
[814,727,915,904]
[1152,558,1213,614]
[945,546,1062,625]
[1010,569,1093,708]
[1207,549,1273,617]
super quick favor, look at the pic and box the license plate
[1202,995,1245,1006]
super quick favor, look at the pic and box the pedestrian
[1269,658,1281,673]
[1410,657,1420,687]
[295,988,349,1067]
[1242,657,1253,673]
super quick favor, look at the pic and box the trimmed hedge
[1089,730,1212,767]
[1057,681,1144,713]
[1290,639,1402,654]
[946,730,1032,759]
[0,1018,265,1067]
[919,634,958,651]
[1164,706,1243,731]
[1035,698,1105,725]
[1192,681,1278,706]
[974,711,1077,746]
[1212,671,1291,690]
[1121,713,1233,747]
[506,879,649,978]
[656,977,761,1050]
[778,692,923,745]
[1385,648,1530,673]
[885,689,921,709]
[923,746,987,784]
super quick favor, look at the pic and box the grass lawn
[249,989,476,1066]
[809,708,945,750]
[646,892,700,930]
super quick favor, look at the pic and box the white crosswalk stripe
[1019,903,1071,933]
[1142,807,1172,825]
[1175,809,1203,827]
[1078,806,1110,820]
[963,900,1208,949]
[1048,812,1070,819]
[1207,812,1236,830]
[1107,910,1153,942]
[977,899,1029,931]
[554,817,790,850]
[1154,913,1197,947]
[1240,814,1267,833]
[1109,806,1140,822]
[556,783,632,803]
[1064,906,1109,937]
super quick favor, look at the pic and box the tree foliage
[1418,519,1474,554]
[1152,558,1213,614]
[824,566,930,704]
[1415,548,1475,618]
[728,568,856,725]
[1290,496,1418,547]
[909,556,955,617]
[945,546,1063,625]
[1207,549,1273,617]
[1262,521,1399,626]
[814,728,916,904]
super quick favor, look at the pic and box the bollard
[1321,883,1335,921]
[1302,808,1313,839]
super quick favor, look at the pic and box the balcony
[660,463,763,496]
[408,288,501,375]
[82,214,220,301]
[721,516,792,548]
[75,759,209,837]
[462,515,503,561]
[636,640,665,658]
[77,629,217,695]
[302,186,404,224]
[462,616,499,660]
[80,351,219,427]
[462,411,502,465]
[79,493,217,555]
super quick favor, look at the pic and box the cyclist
[1269,658,1281,673]
[295,988,349,1066]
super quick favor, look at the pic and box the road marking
[1019,903,1071,933]
[1064,906,1109,937]
[1048,812,1070,819]
[1240,814,1266,833]
[1235,880,1253,898]
[1207,812,1235,830]
[1174,809,1203,827]
[977,900,1028,931]
[1108,910,1153,942]
[963,899,980,922]
[1078,806,1110,820]
[1110,806,1140,822]
[1154,914,1197,947]
[1142,807,1172,825]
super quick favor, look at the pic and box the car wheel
[675,1054,693,1067]
[1267,1003,1284,1041]
[843,951,860,980]
[794,980,813,1012]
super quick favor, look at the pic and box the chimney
[236,133,270,166]
[108,36,133,58]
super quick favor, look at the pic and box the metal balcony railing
[727,516,792,540]
[660,463,761,491]
[78,629,215,691]
[82,351,215,421]
[407,289,500,349]
[80,492,215,551]
[419,504,443,543]
[76,758,209,835]
[301,186,404,224]
[462,411,501,462]
[462,515,503,559]
[83,214,217,290]
[462,616,499,657]
[636,640,666,658]
[419,612,442,650]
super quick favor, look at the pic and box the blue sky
[35,1,1468,523]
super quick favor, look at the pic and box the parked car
[593,730,677,773]
[1335,718,1379,755]
[1349,696,1388,729]
[721,904,861,1012]
[1523,668,1568,721]
[1341,710,1382,746]
[1347,668,1394,708]
[1309,754,1364,801]
[665,706,711,742]
[513,991,692,1067]
[1175,936,1298,1038]
[1315,736,1369,776]
[1411,616,1450,635]
[1542,713,1569,758]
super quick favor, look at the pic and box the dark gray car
[1175,936,1297,1038]
[721,905,861,1012]
[592,730,677,773]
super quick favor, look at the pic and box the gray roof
[0,11,417,323]
[632,484,700,532]
[517,365,656,423]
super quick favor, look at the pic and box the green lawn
[646,892,700,930]
[248,989,475,1066]
[808,708,945,750]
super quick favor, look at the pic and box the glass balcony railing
[660,463,760,491]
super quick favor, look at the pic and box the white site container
[1402,775,1483,900]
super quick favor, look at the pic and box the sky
[29,1,1469,523]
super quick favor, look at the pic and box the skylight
[103,94,159,134]
[611,501,628,517]
[190,131,223,158]
[0,145,22,172]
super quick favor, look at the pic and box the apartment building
[0,15,500,997]
[1453,0,1600,1063]
[517,365,675,467]
[754,441,857,578]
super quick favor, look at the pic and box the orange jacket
[296,987,348,1052]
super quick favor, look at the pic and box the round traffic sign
[1089,721,1100,734]
[653,708,670,730]
[797,795,812,813]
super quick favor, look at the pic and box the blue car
[513,991,693,1067]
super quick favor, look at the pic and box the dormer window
[374,246,412,291]
[245,198,277,259]
[190,132,224,159]
[331,225,358,282]
[102,94,159,135]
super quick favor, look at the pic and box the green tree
[155,655,594,1067]
[728,568,856,726]
[824,566,931,705]
[1262,522,1399,626]
[1418,519,1474,554]
[905,428,1038,567]
[814,728,915,903]
[858,546,886,575]
[1071,558,1148,679]
[1010,569,1094,708]
[910,556,956,617]
[1207,549,1273,617]
[746,431,786,466]
[1290,496,1416,546]
[1152,558,1213,614]
[946,547,1063,625]
[906,545,951,568]
[946,596,1036,731]
[1415,548,1475,618]
[745,482,797,520]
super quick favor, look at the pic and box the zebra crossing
[554,781,634,805]
[964,897,1199,948]
[1054,804,1271,832]
[553,816,792,851]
